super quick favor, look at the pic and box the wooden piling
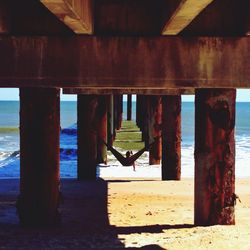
[96,96,107,164]
[162,95,181,180]
[127,94,132,121]
[77,95,98,180]
[195,89,236,225]
[148,96,162,165]
[18,88,60,226]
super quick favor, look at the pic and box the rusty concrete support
[195,89,236,226]
[148,96,162,165]
[116,94,123,130]
[113,94,123,131]
[77,94,98,180]
[141,96,149,147]
[136,95,139,127]
[136,95,142,129]
[113,95,118,132]
[162,95,181,180]
[127,94,132,121]
[96,96,107,164]
[112,96,118,139]
[113,96,117,139]
[18,88,60,226]
[107,95,114,146]
[0,2,10,34]
[119,94,123,130]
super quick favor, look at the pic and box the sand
[0,177,250,249]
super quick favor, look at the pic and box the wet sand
[0,178,250,249]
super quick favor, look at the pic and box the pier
[0,0,249,247]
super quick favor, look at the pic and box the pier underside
[0,0,248,229]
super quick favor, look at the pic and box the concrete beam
[0,36,250,88]
[162,0,214,35]
[40,0,93,34]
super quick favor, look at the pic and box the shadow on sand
[0,178,188,249]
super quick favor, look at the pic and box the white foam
[0,151,11,160]
[1,137,250,178]
[98,139,250,178]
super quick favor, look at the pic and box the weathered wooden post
[148,96,162,165]
[77,94,98,180]
[18,88,60,226]
[96,96,107,164]
[195,89,236,225]
[162,95,181,180]
[127,94,132,121]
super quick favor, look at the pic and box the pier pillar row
[162,95,181,180]
[18,88,60,226]
[195,89,236,225]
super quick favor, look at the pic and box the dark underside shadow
[0,178,183,249]
[106,179,160,183]
[116,224,196,235]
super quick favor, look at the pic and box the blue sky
[0,88,250,102]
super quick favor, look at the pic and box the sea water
[0,100,250,178]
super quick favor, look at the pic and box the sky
[0,88,250,102]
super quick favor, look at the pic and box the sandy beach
[0,177,250,249]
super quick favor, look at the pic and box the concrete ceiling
[0,0,249,36]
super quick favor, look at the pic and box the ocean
[0,100,250,178]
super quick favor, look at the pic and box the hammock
[102,138,159,166]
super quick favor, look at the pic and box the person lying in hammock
[101,137,160,169]
[126,150,136,171]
